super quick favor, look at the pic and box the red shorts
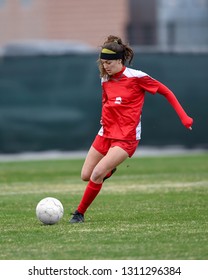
[92,135,139,158]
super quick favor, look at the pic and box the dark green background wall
[0,52,207,153]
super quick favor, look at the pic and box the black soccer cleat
[103,168,117,181]
[69,210,84,223]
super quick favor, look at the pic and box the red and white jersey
[98,66,160,140]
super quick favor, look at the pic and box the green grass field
[0,153,207,260]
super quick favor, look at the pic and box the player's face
[101,59,123,76]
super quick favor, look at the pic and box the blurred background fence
[0,50,207,153]
[0,0,207,153]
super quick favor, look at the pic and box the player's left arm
[156,81,193,130]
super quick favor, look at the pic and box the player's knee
[90,167,105,182]
[81,170,90,181]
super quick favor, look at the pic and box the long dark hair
[98,35,134,77]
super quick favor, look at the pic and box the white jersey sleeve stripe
[123,67,148,78]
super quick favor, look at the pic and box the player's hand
[182,116,193,130]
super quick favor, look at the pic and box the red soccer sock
[77,180,103,214]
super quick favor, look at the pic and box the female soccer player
[69,35,193,223]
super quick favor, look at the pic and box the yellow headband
[101,48,116,54]
[100,48,123,60]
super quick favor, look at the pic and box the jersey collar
[111,66,126,79]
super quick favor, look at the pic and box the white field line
[0,147,207,162]
[0,180,207,196]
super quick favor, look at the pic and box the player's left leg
[90,146,128,184]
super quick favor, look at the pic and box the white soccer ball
[36,197,64,225]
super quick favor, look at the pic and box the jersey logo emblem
[115,97,122,104]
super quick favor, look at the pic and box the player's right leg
[69,146,128,223]
[81,145,104,181]
[70,145,105,224]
